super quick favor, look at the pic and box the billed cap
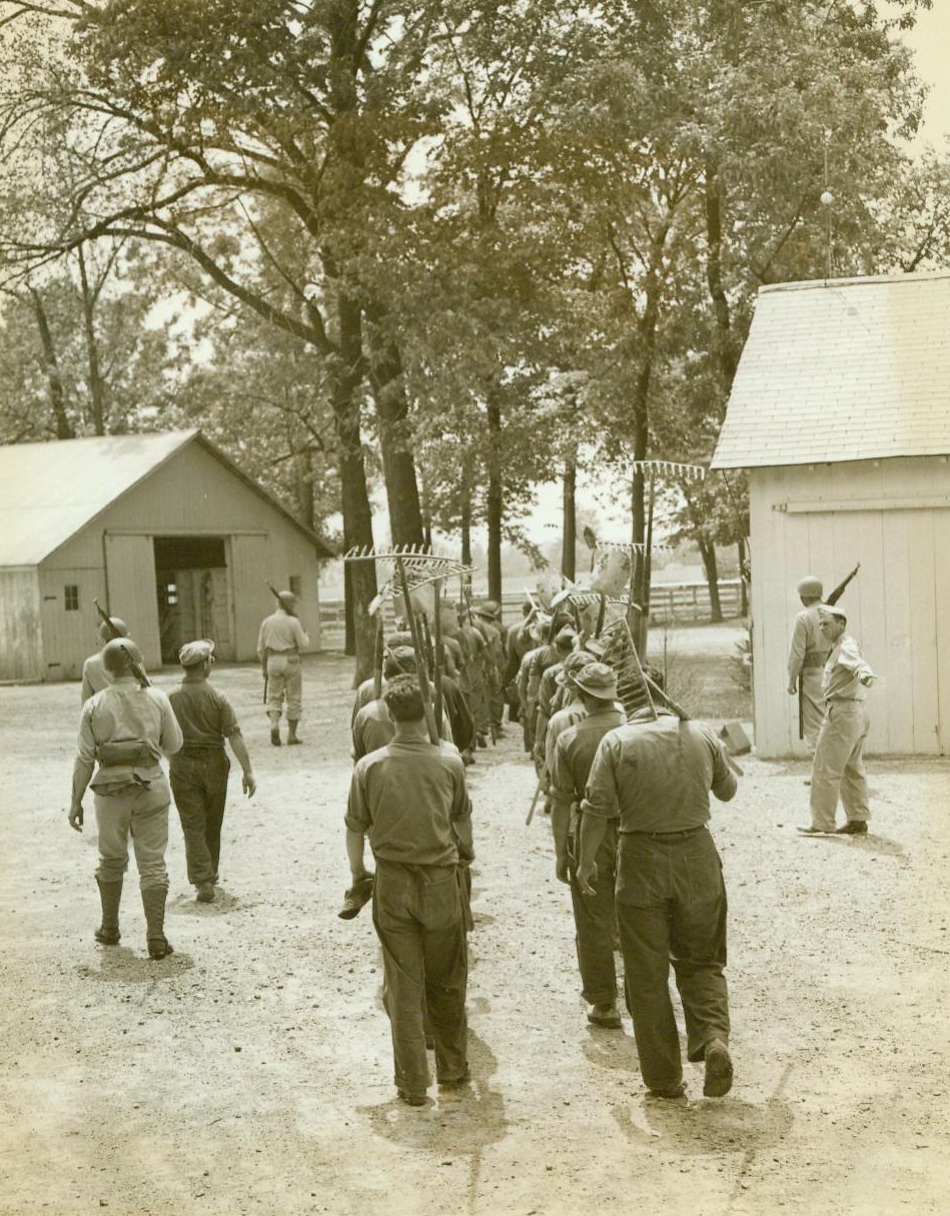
[179,638,215,668]
[818,602,847,622]
[554,625,578,650]
[573,661,618,700]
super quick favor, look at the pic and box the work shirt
[787,606,831,684]
[550,706,625,818]
[352,700,395,761]
[81,652,111,702]
[544,698,588,775]
[256,610,309,656]
[168,676,240,751]
[346,736,471,867]
[78,676,183,792]
[582,711,735,833]
[822,634,874,703]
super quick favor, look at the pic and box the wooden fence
[317,579,744,650]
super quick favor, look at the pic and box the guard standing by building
[787,576,832,749]
[69,639,183,959]
[799,603,875,836]
[257,590,309,746]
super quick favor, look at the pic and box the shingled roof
[0,430,333,566]
[711,271,950,469]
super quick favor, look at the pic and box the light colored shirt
[822,634,874,702]
[78,676,183,791]
[346,736,471,866]
[787,606,831,683]
[256,610,309,656]
[81,652,110,702]
[582,711,735,833]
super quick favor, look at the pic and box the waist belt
[266,648,299,656]
[801,656,827,668]
[829,696,863,703]
[624,825,707,839]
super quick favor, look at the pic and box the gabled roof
[711,271,950,469]
[0,430,334,566]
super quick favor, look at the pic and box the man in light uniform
[81,616,140,702]
[257,591,309,746]
[787,576,831,748]
[69,639,183,959]
[799,604,875,836]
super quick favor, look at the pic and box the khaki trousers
[809,701,870,831]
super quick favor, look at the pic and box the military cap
[101,638,140,675]
[97,616,129,643]
[472,600,501,620]
[797,576,823,599]
[573,661,618,701]
[818,602,847,622]
[179,638,215,668]
[277,590,298,609]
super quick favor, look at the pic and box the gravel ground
[1,640,948,1216]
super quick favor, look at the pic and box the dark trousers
[169,749,230,885]
[372,860,468,1094]
[616,828,729,1093]
[569,819,619,1006]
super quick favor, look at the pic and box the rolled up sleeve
[345,763,371,834]
[580,733,621,820]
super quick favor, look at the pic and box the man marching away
[168,639,257,903]
[257,590,309,746]
[345,675,474,1107]
[69,639,183,959]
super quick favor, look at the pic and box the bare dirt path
[1,647,948,1216]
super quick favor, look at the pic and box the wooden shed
[0,430,333,682]
[711,271,950,758]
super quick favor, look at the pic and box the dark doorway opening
[154,536,232,663]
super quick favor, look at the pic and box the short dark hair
[383,675,425,722]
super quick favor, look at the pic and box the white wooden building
[0,430,333,682]
[711,271,950,758]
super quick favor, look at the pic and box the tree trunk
[704,163,740,390]
[78,247,107,435]
[737,538,749,616]
[28,289,73,439]
[331,295,377,671]
[561,453,576,582]
[486,392,503,602]
[461,495,472,571]
[364,304,424,546]
[698,539,723,623]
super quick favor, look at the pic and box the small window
[64,585,79,611]
[288,575,302,598]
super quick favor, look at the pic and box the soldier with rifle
[68,638,183,960]
[787,565,859,752]
[82,601,146,701]
[256,588,309,746]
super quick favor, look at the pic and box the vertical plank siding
[751,457,949,758]
[0,569,43,681]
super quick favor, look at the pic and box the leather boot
[268,712,281,747]
[95,878,123,945]
[287,719,302,745]
[141,885,174,959]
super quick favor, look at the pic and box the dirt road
[1,651,948,1216]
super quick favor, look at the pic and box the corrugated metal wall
[0,568,43,681]
[750,457,950,757]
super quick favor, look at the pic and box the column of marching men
[68,593,738,1108]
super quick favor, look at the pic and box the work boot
[195,881,215,903]
[94,878,123,945]
[141,885,174,960]
[703,1038,733,1097]
[268,713,281,747]
[287,719,303,745]
[835,820,868,835]
[587,1002,623,1029]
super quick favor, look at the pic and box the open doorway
[154,536,233,663]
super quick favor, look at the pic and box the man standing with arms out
[549,663,625,1030]
[787,576,832,750]
[168,639,257,903]
[69,639,183,959]
[257,590,309,747]
[81,615,136,701]
[800,603,875,836]
[345,676,474,1107]
[578,707,737,1099]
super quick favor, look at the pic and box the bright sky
[904,2,950,146]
